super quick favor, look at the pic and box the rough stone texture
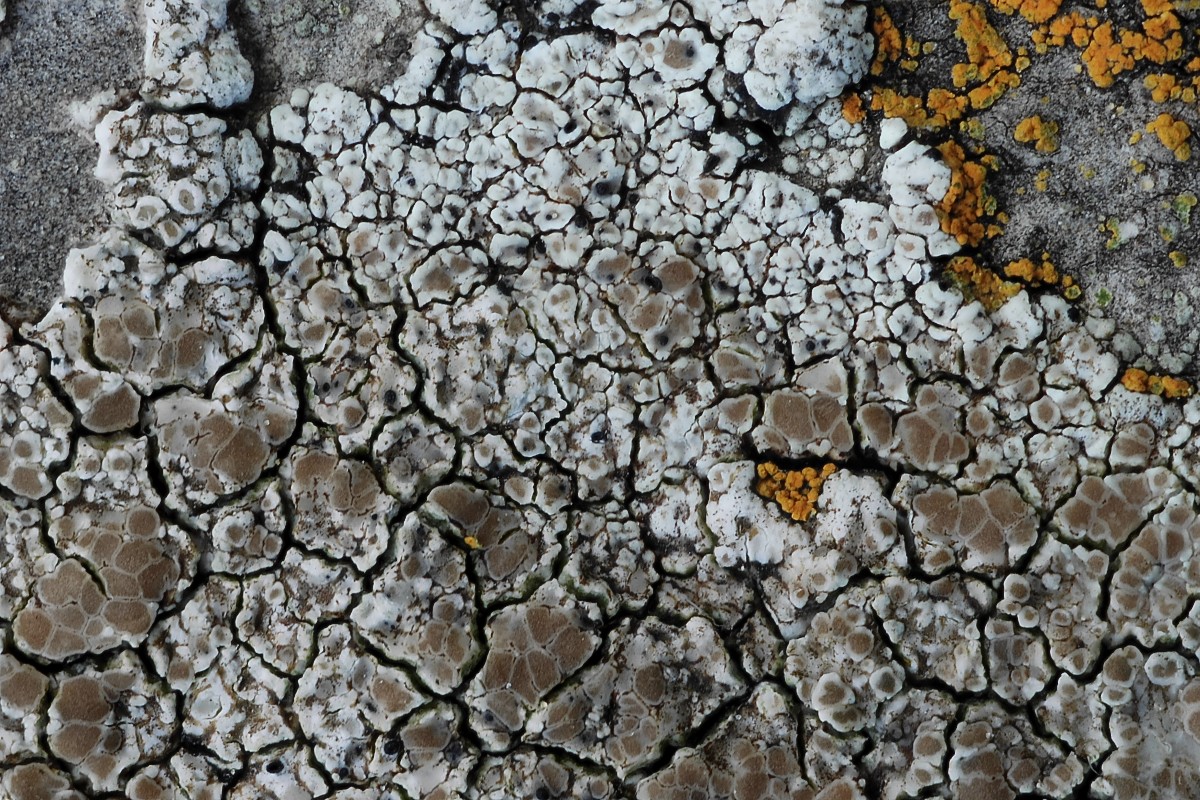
[6,0,1200,798]
[0,0,140,321]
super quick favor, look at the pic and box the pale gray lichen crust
[2,0,1200,798]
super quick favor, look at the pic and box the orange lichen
[1013,115,1060,152]
[1002,253,1059,285]
[872,6,903,75]
[951,0,1015,82]
[1146,112,1192,160]
[901,35,924,71]
[946,256,1022,311]
[842,92,866,124]
[937,140,1004,247]
[1004,253,1082,298]
[755,462,837,522]
[1121,368,1193,398]
[464,535,481,550]
[870,88,969,129]
[967,69,1022,110]
[988,0,1063,24]
[1144,73,1198,103]
[1033,0,1184,88]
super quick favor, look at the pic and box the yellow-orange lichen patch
[1121,367,1193,398]
[870,88,969,129]
[1001,253,1082,299]
[937,141,1004,247]
[842,92,866,124]
[1144,73,1198,104]
[951,0,1015,83]
[988,0,1063,24]
[946,256,1022,311]
[872,6,903,76]
[967,69,1022,110]
[755,462,837,522]
[1002,253,1059,285]
[863,0,1029,129]
[1035,11,1092,51]
[1146,112,1192,160]
[1013,115,1060,152]
[1034,0,1184,89]
[948,0,1026,110]
[1139,0,1184,63]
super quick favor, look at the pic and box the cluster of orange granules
[1120,368,1194,399]
[755,462,838,522]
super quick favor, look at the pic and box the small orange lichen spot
[1121,367,1193,398]
[927,88,971,126]
[755,462,838,522]
[871,88,967,129]
[962,118,987,140]
[968,70,1022,109]
[937,141,1004,247]
[989,0,1063,24]
[464,535,481,550]
[1140,9,1184,65]
[1003,252,1059,285]
[1130,130,1144,144]
[1122,367,1151,392]
[872,6,903,75]
[871,90,926,127]
[1160,376,1193,398]
[1144,73,1184,103]
[1035,168,1051,191]
[1014,115,1061,152]
[1147,112,1192,160]
[842,92,866,124]
[946,256,1022,310]
[1080,21,1134,88]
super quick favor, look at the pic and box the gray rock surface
[0,0,140,322]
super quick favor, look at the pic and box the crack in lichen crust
[4,0,1200,798]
